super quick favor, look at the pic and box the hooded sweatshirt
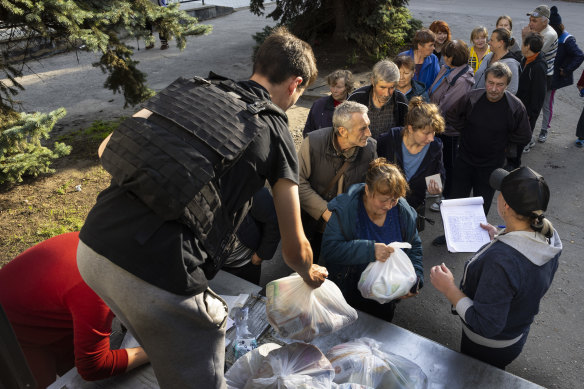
[455,229,562,348]
[473,52,521,94]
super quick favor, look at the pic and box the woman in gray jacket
[474,28,521,94]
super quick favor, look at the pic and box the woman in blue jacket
[377,97,445,231]
[320,158,423,323]
[399,29,441,92]
[431,167,561,369]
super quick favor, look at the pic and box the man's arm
[272,177,327,288]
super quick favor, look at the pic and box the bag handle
[323,160,351,198]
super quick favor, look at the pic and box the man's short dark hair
[523,32,544,53]
[253,27,317,88]
[485,61,512,85]
[442,40,470,67]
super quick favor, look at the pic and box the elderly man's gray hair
[485,61,512,85]
[371,59,400,84]
[333,101,368,134]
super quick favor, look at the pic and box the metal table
[49,271,542,388]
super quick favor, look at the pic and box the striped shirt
[540,24,558,76]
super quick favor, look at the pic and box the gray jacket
[474,52,520,94]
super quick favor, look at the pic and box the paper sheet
[440,197,490,253]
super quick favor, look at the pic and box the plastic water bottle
[232,306,258,359]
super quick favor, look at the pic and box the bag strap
[323,160,351,197]
[449,65,471,87]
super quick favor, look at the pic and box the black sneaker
[432,235,446,246]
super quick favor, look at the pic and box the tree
[250,0,421,60]
[0,0,211,184]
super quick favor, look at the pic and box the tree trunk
[331,0,347,43]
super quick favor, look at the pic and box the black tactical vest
[101,76,286,278]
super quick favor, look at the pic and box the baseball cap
[489,167,550,217]
[527,5,550,19]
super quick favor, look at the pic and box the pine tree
[250,0,421,60]
[0,0,211,184]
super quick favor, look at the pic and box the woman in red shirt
[0,232,148,388]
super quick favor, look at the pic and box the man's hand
[301,264,328,288]
[374,243,394,262]
[521,24,531,39]
[480,222,498,240]
[321,209,332,222]
[251,253,262,265]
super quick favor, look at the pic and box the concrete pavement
[4,1,583,387]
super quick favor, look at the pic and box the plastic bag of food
[243,342,335,389]
[226,343,281,389]
[326,338,427,389]
[266,274,358,341]
[357,242,416,303]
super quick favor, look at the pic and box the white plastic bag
[357,242,416,303]
[326,337,428,389]
[243,342,335,389]
[225,343,281,389]
[266,274,358,341]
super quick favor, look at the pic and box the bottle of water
[232,306,258,360]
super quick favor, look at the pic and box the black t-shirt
[79,80,298,296]
[458,94,510,167]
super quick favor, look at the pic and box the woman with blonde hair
[468,26,490,73]
[321,158,423,323]
[377,97,445,231]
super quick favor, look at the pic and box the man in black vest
[76,28,326,388]
[299,101,377,262]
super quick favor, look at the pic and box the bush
[0,108,71,185]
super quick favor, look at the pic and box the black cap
[549,6,562,26]
[489,167,550,217]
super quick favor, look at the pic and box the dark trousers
[223,261,261,286]
[451,157,499,216]
[438,134,460,199]
[461,331,526,370]
[577,105,584,139]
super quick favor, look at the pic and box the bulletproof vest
[101,76,286,278]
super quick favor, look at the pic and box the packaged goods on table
[265,274,358,341]
[226,342,334,389]
[358,243,416,303]
[326,337,428,389]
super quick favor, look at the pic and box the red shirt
[0,232,128,381]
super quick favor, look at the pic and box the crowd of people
[0,4,579,388]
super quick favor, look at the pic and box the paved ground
[5,1,584,388]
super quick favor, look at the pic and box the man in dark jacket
[347,59,408,139]
[518,33,548,155]
[299,100,377,262]
[447,62,531,215]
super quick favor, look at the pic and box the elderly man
[522,4,558,146]
[447,62,531,216]
[347,59,408,139]
[299,101,377,262]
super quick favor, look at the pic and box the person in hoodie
[431,166,561,369]
[320,158,422,323]
[545,6,584,133]
[377,97,445,232]
[517,32,548,157]
[474,28,521,94]
[395,54,430,102]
